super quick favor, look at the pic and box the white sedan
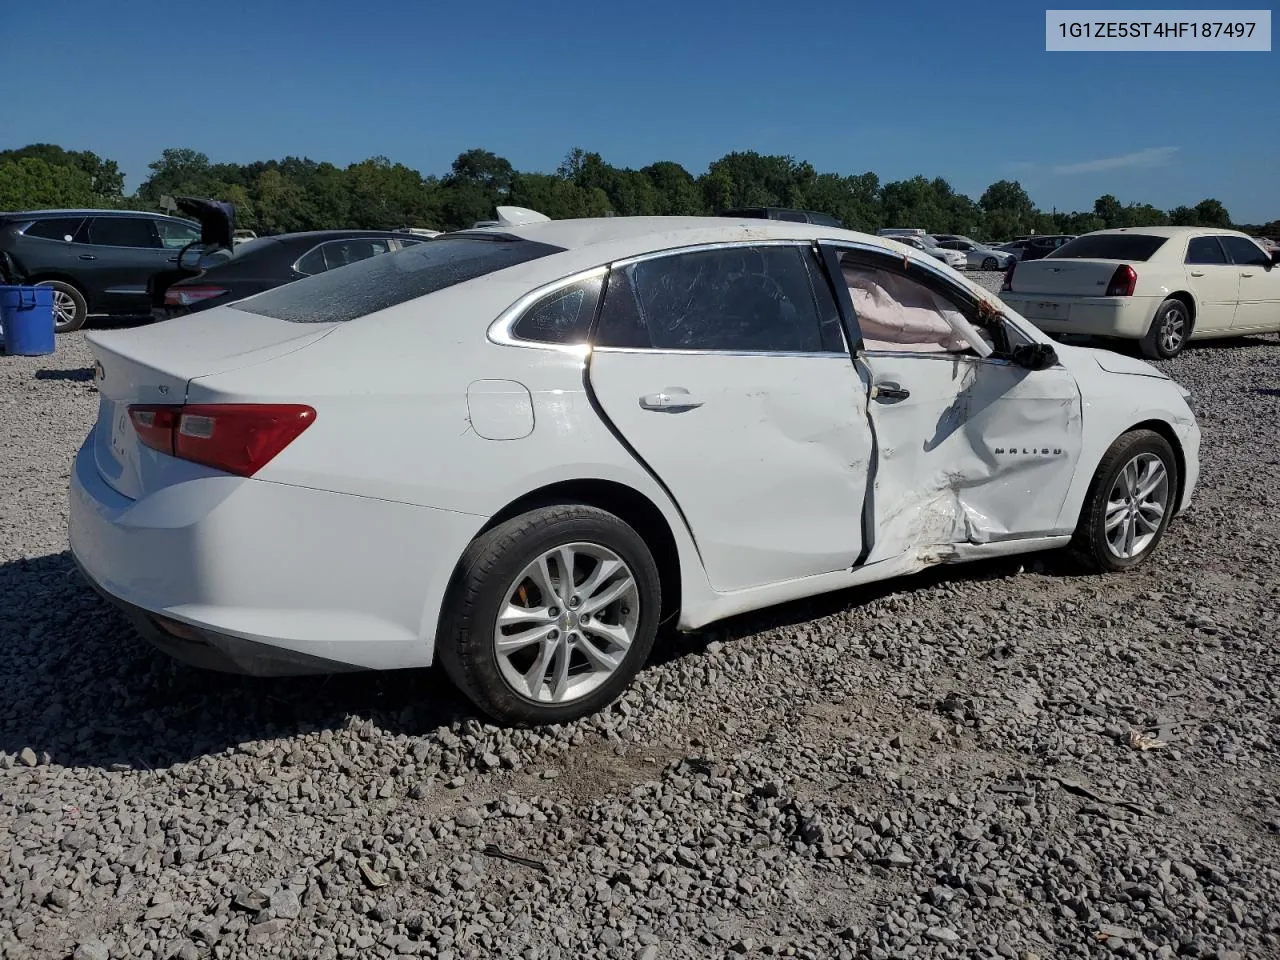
[890,234,968,270]
[999,226,1280,358]
[932,236,1016,271]
[70,211,1200,725]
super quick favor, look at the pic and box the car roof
[1,208,185,220]
[433,216,997,300]
[254,229,412,243]
[1079,226,1244,238]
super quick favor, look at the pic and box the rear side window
[1219,235,1270,267]
[323,238,392,270]
[1185,237,1227,265]
[236,236,565,323]
[1047,234,1166,262]
[595,244,836,353]
[23,218,83,241]
[86,217,158,248]
[511,276,603,345]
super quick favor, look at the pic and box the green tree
[0,144,124,198]
[979,180,1036,237]
[0,156,99,209]
[509,173,611,219]
[1192,198,1231,228]
[137,147,217,203]
[1167,205,1196,226]
[641,161,705,216]
[1093,194,1124,228]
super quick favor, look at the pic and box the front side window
[86,217,158,249]
[595,244,835,354]
[1185,236,1227,265]
[23,218,83,242]
[840,257,978,354]
[156,219,201,249]
[1219,235,1270,267]
[511,276,604,344]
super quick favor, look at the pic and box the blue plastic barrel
[0,285,56,356]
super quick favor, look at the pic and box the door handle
[166,256,178,263]
[639,387,703,412]
[1190,271,1205,277]
[78,254,96,261]
[1241,272,1254,278]
[871,382,910,402]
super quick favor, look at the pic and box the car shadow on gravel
[33,367,94,382]
[0,548,1076,771]
[0,552,477,772]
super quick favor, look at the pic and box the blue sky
[2,0,1275,220]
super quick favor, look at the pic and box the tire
[34,280,88,333]
[1139,298,1190,359]
[437,505,662,726]
[1070,429,1178,573]
[982,257,998,271]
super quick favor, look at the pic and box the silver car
[932,236,1015,270]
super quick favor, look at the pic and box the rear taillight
[164,285,227,307]
[128,404,315,477]
[1105,264,1138,297]
[1001,263,1016,291]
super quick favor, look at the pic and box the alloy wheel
[1104,453,1170,559]
[1158,304,1187,355]
[493,542,640,704]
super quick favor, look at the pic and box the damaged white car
[69,210,1200,725]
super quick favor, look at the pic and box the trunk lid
[88,309,335,500]
[1010,259,1125,297]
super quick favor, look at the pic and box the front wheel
[437,505,662,726]
[1071,430,1178,573]
[982,257,998,271]
[1140,298,1190,359]
[34,280,88,333]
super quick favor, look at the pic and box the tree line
[2,142,1274,241]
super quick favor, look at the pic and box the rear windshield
[233,235,564,323]
[1047,234,1167,262]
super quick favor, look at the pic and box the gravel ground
[3,276,1279,960]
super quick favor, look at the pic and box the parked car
[931,236,1015,270]
[890,233,968,270]
[877,228,927,237]
[719,207,845,228]
[999,235,1076,263]
[998,226,1280,359]
[70,213,1200,725]
[0,208,205,331]
[155,230,425,318]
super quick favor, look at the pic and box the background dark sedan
[154,230,426,318]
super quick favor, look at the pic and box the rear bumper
[68,432,485,675]
[999,293,1157,339]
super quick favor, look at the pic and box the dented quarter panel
[857,352,1085,565]
[587,349,872,593]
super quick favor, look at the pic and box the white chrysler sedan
[999,226,1280,359]
[70,211,1200,725]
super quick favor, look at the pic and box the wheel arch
[444,478,684,629]
[1164,290,1197,331]
[1128,418,1188,512]
[1073,417,1188,531]
[25,273,93,310]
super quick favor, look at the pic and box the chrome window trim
[487,265,609,354]
[592,347,853,360]
[292,237,396,276]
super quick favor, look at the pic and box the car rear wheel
[1140,298,1190,359]
[437,505,661,725]
[34,280,88,333]
[982,256,998,270]
[1071,429,1177,573]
